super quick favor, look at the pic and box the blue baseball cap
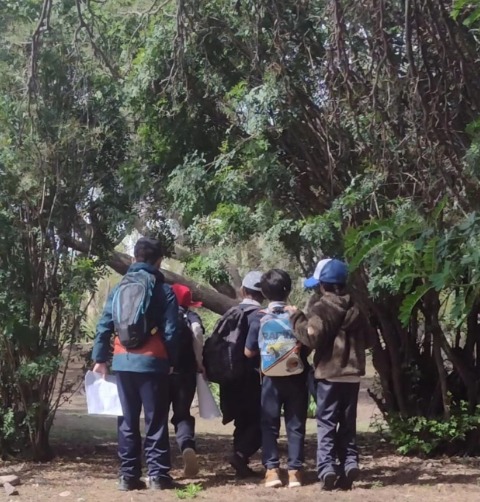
[304,259,332,288]
[319,259,348,285]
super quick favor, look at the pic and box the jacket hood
[128,262,165,282]
[321,292,362,330]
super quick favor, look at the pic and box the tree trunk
[31,434,53,462]
[30,417,53,462]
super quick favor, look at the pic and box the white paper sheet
[196,374,221,419]
[85,370,123,416]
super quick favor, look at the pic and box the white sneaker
[264,468,283,488]
[288,470,303,488]
[182,448,199,478]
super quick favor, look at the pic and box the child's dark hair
[320,282,347,295]
[134,237,164,265]
[243,287,265,304]
[260,269,292,302]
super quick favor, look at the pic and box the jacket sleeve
[290,309,327,349]
[191,322,204,368]
[186,310,204,368]
[291,297,343,350]
[92,289,116,363]
[161,284,179,366]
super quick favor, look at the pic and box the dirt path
[1,370,480,501]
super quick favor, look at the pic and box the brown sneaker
[264,468,282,488]
[288,470,303,488]
[182,448,199,478]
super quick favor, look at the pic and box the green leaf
[399,284,433,326]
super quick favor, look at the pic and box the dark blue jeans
[169,372,197,452]
[261,374,308,470]
[116,371,171,480]
[316,379,360,479]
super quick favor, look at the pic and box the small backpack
[174,307,197,373]
[112,269,156,349]
[259,307,304,377]
[203,305,258,385]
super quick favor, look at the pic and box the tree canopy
[2,0,480,458]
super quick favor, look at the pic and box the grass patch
[175,483,204,499]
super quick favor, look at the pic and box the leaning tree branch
[64,235,237,315]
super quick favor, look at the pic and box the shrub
[384,402,480,456]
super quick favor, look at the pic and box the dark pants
[261,374,308,471]
[316,379,360,479]
[220,370,262,461]
[116,371,171,480]
[169,372,197,452]
[308,367,318,403]
[233,371,262,460]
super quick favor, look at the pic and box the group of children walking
[91,237,372,492]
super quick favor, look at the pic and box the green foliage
[208,382,220,406]
[2,0,480,461]
[386,403,480,456]
[0,0,133,459]
[188,204,257,248]
[346,206,480,327]
[307,395,316,420]
[197,309,220,338]
[0,408,16,442]
[184,253,230,286]
[175,483,204,499]
[452,0,480,25]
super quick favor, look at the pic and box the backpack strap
[274,318,292,332]
[242,305,260,314]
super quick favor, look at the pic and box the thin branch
[27,0,53,110]
[74,0,121,79]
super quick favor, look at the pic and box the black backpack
[112,269,156,349]
[203,305,258,385]
[175,307,197,373]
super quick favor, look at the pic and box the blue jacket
[92,262,178,373]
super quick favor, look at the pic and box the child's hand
[92,362,107,378]
[284,305,298,315]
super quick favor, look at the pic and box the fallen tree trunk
[108,249,237,314]
[65,237,237,315]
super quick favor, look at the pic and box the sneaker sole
[323,471,336,491]
[265,479,283,488]
[183,449,199,478]
[288,481,302,488]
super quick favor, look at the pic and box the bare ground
[1,369,480,501]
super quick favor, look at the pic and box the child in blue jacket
[92,237,178,492]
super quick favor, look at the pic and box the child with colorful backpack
[286,259,372,491]
[244,269,309,489]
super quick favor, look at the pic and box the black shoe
[118,476,146,491]
[229,453,256,478]
[148,476,175,490]
[336,466,359,490]
[320,471,337,491]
